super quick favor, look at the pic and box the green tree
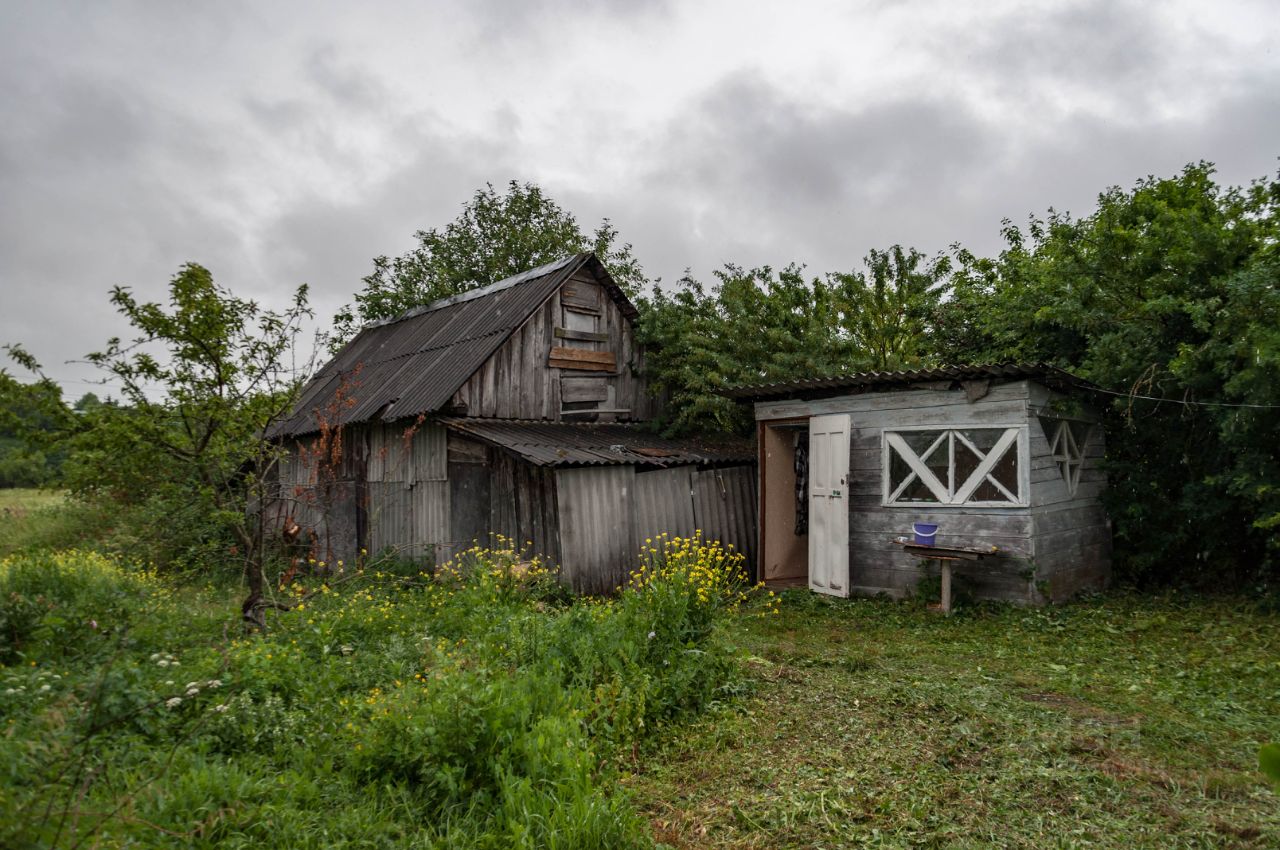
[639,264,858,435]
[8,264,313,623]
[937,162,1280,586]
[828,246,951,371]
[331,181,646,346]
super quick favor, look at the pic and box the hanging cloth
[794,431,809,535]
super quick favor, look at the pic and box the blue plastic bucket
[912,522,938,546]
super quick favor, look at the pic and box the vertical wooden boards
[444,267,659,422]
[556,466,635,595]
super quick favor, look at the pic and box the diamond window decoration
[1044,419,1089,496]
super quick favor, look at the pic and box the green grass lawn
[631,591,1280,848]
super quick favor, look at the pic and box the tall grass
[0,534,770,848]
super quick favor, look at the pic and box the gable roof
[722,363,1094,402]
[272,253,636,438]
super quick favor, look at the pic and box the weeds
[0,534,765,848]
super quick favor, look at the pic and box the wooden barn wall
[275,426,368,567]
[448,434,492,555]
[1026,387,1111,601]
[365,420,451,565]
[448,269,657,422]
[490,451,561,566]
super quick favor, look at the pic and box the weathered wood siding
[755,379,1111,604]
[449,268,656,421]
[276,426,368,567]
[1027,387,1110,600]
[490,450,561,566]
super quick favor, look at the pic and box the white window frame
[881,424,1030,507]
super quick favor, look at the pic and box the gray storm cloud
[0,0,1275,392]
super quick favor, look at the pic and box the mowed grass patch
[631,591,1280,848]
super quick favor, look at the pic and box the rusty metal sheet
[270,254,595,438]
[439,418,752,468]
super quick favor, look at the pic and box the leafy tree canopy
[638,247,950,436]
[937,162,1280,586]
[330,180,646,347]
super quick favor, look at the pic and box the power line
[1090,385,1280,410]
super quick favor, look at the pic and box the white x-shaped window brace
[885,428,1022,505]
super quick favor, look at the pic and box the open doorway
[760,419,810,586]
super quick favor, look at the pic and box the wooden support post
[940,560,952,615]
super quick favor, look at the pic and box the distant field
[632,591,1280,848]
[0,487,65,512]
[0,488,93,557]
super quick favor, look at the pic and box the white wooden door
[808,414,850,597]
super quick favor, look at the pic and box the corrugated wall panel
[633,467,696,544]
[556,466,635,595]
[413,422,448,482]
[411,480,451,566]
[693,465,758,576]
[369,482,411,558]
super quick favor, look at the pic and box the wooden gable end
[446,268,657,421]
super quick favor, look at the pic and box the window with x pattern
[883,426,1026,506]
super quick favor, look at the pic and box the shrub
[0,550,158,663]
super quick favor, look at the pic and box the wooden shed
[727,365,1110,604]
[268,253,756,592]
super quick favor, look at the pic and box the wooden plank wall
[1027,387,1111,600]
[755,379,1111,604]
[276,427,367,568]
[760,381,1040,602]
[448,268,656,421]
[490,450,561,566]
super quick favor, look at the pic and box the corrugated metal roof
[440,418,753,468]
[721,363,1093,402]
[272,253,637,438]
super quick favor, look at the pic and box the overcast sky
[2,0,1277,394]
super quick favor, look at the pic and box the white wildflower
[213,703,229,713]
[149,653,161,661]
[165,697,182,709]
[39,684,51,693]
[184,682,198,690]
[186,687,200,697]
[157,660,170,668]
[165,680,175,686]
[206,679,222,689]
[4,688,15,695]
[647,631,656,640]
